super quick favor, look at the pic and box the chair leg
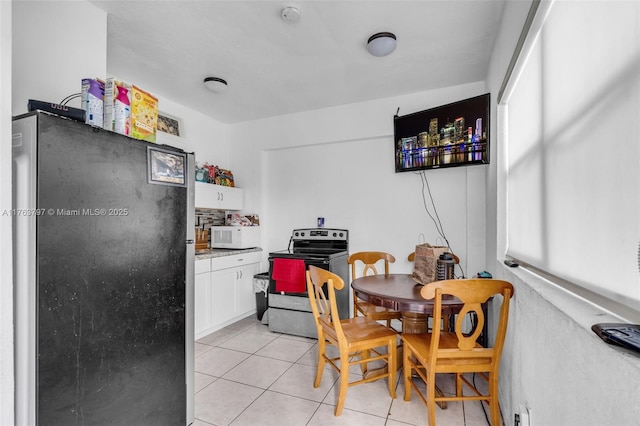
[456,373,463,397]
[426,369,437,426]
[360,349,370,374]
[403,344,412,401]
[442,314,450,331]
[387,340,397,399]
[314,338,326,388]
[489,374,500,425]
[334,348,350,416]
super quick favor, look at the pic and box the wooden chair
[306,265,397,416]
[349,251,402,330]
[402,279,514,425]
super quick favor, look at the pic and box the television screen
[394,93,490,172]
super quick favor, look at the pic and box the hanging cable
[59,93,82,106]
[417,170,450,247]
[417,170,466,278]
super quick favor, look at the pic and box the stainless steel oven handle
[304,258,331,264]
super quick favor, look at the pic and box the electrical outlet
[518,404,531,426]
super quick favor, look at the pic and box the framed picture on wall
[157,112,183,137]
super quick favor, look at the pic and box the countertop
[195,247,262,260]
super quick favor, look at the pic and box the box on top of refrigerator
[131,85,158,142]
[103,78,132,136]
[81,78,104,127]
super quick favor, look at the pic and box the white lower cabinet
[235,263,261,315]
[211,267,237,325]
[195,251,262,339]
[194,270,210,338]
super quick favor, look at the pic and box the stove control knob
[301,232,305,237]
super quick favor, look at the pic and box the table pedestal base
[401,311,429,334]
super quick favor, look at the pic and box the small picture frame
[147,146,187,187]
[157,112,183,137]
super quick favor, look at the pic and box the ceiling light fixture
[203,77,228,93]
[367,32,397,57]
[281,6,301,23]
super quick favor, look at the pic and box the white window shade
[504,0,640,314]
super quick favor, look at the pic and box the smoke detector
[281,6,301,23]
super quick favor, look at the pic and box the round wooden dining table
[351,273,464,334]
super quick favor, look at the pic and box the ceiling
[89,1,507,124]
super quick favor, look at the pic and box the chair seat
[356,301,402,320]
[403,332,492,369]
[340,316,399,342]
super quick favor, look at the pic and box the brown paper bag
[411,243,450,285]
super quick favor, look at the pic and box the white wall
[12,1,108,114]
[0,2,13,424]
[486,1,640,425]
[230,82,488,277]
[153,96,230,167]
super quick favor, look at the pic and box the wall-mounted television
[394,93,490,172]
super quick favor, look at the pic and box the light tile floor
[194,316,499,426]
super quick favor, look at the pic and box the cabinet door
[194,272,211,338]
[194,182,216,208]
[235,263,260,316]
[211,268,237,325]
[194,182,243,210]
[217,186,243,210]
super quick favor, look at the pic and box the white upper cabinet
[195,182,243,210]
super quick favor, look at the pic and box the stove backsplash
[195,208,226,229]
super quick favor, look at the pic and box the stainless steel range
[267,228,349,338]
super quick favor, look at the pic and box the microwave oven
[211,226,261,249]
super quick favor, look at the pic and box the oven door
[267,255,330,296]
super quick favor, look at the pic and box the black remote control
[592,323,640,354]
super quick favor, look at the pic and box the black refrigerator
[12,112,195,425]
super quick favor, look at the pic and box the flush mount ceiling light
[203,77,228,93]
[367,32,397,57]
[281,6,301,23]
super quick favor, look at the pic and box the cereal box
[130,85,158,142]
[103,78,132,136]
[81,78,104,127]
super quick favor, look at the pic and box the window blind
[503,0,640,315]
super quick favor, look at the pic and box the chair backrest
[420,279,514,363]
[307,265,346,345]
[348,251,395,279]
